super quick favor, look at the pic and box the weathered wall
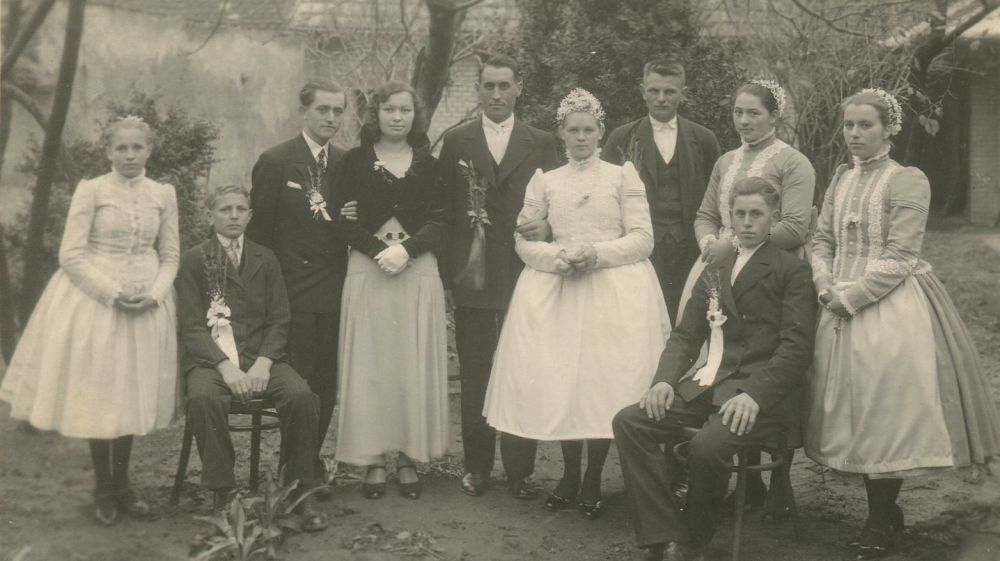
[967,65,1000,226]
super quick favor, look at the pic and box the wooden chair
[171,398,281,504]
[672,426,801,561]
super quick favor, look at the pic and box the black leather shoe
[296,495,328,532]
[544,492,574,511]
[507,478,538,500]
[460,472,488,497]
[397,464,421,500]
[577,499,603,520]
[94,489,119,526]
[362,465,387,500]
[663,541,704,561]
[115,487,153,519]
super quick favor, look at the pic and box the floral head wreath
[857,88,903,135]
[749,79,786,115]
[119,114,146,125]
[556,88,606,125]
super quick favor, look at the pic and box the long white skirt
[483,260,670,440]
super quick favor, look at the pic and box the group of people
[1,50,999,561]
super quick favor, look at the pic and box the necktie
[226,239,241,268]
[316,148,327,176]
[488,125,506,164]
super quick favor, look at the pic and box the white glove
[375,244,411,276]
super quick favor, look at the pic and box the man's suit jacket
[652,241,817,431]
[603,116,721,260]
[246,135,346,314]
[176,237,291,375]
[440,118,560,311]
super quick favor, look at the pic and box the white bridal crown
[120,114,146,124]
[557,88,606,124]
[750,79,787,115]
[858,88,903,135]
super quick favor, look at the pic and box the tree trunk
[19,0,87,324]
[0,0,25,362]
[413,0,484,123]
[0,0,25,181]
[0,0,57,79]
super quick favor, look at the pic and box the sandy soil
[3,225,1000,561]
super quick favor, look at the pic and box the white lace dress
[0,171,179,439]
[483,157,670,440]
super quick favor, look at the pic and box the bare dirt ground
[2,222,1000,561]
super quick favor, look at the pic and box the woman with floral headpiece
[0,116,180,525]
[807,89,1000,559]
[482,88,670,520]
[677,80,816,321]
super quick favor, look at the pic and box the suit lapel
[732,242,773,302]
[240,241,264,286]
[719,257,741,330]
[209,236,245,290]
[462,121,498,186]
[496,120,532,187]
[635,118,659,186]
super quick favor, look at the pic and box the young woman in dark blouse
[332,81,449,500]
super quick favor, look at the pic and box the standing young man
[245,80,348,486]
[439,55,560,498]
[603,56,721,325]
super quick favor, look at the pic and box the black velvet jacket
[332,143,448,260]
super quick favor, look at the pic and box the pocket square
[286,181,302,190]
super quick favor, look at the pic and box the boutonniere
[306,166,332,221]
[691,269,728,387]
[203,244,240,364]
[372,159,399,182]
[453,159,492,291]
[458,159,491,226]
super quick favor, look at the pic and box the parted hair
[480,54,521,81]
[360,80,429,148]
[299,79,345,108]
[643,54,686,82]
[729,176,781,210]
[205,184,251,210]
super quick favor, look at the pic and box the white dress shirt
[301,131,329,164]
[217,233,244,268]
[731,241,763,285]
[649,115,678,165]
[482,114,515,164]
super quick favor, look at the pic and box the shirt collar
[649,115,677,131]
[111,168,146,186]
[737,239,765,258]
[301,131,329,159]
[483,114,515,134]
[217,233,244,250]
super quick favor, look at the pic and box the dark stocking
[863,476,903,527]
[555,440,583,498]
[580,439,612,503]
[88,439,114,491]
[111,435,134,490]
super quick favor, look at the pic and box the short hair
[841,91,894,130]
[480,54,520,81]
[729,176,780,210]
[101,117,153,149]
[734,82,780,114]
[299,79,345,108]
[360,80,429,148]
[643,55,686,82]
[205,184,251,210]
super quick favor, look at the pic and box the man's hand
[719,393,760,436]
[639,382,675,421]
[246,357,272,396]
[702,237,737,269]
[218,360,252,404]
[340,200,358,221]
[375,245,411,276]
[516,217,551,242]
[114,293,158,313]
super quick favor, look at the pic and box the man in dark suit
[246,80,347,484]
[603,55,721,326]
[439,54,561,498]
[177,184,327,532]
[612,178,816,561]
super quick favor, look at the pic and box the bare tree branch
[1,81,80,185]
[182,0,229,56]
[788,0,867,37]
[0,0,58,78]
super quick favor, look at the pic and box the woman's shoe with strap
[362,465,387,500]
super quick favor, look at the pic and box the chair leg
[783,453,802,539]
[732,449,748,561]
[249,411,262,493]
[172,420,194,505]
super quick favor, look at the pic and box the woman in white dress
[483,89,670,520]
[807,89,1000,559]
[0,117,179,525]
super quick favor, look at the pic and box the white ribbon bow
[207,298,239,364]
[692,296,727,387]
[308,191,332,221]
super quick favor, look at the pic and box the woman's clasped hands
[375,244,412,276]
[114,292,158,313]
[554,243,598,275]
